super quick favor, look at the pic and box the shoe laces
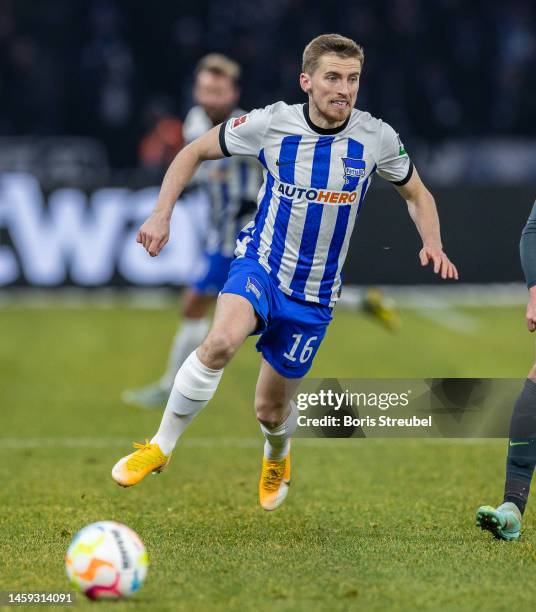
[133,439,152,451]
[262,460,286,491]
[127,439,161,471]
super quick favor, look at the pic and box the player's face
[194,70,239,124]
[300,53,361,127]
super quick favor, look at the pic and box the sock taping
[174,350,223,402]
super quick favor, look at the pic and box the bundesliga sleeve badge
[231,114,249,129]
[397,134,406,156]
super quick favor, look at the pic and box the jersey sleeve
[376,122,413,185]
[520,201,536,288]
[219,106,273,158]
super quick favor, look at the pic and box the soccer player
[112,34,458,511]
[476,201,536,541]
[122,54,262,408]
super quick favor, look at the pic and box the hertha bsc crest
[341,157,366,185]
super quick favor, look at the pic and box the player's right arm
[137,125,225,257]
[520,201,536,331]
[375,121,457,280]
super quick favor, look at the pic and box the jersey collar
[303,103,351,135]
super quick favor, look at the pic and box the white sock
[151,387,205,455]
[259,401,299,461]
[159,318,210,391]
[151,351,223,455]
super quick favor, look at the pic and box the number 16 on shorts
[283,334,319,364]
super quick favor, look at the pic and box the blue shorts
[220,257,333,378]
[190,251,234,295]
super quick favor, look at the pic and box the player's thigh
[255,358,302,424]
[198,293,259,366]
[212,291,258,331]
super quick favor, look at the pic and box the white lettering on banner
[0,173,209,287]
[1,173,65,284]
[49,187,128,285]
[117,187,205,285]
[0,245,18,284]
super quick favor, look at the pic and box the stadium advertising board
[0,172,530,288]
[0,173,208,287]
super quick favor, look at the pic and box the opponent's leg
[255,359,301,511]
[476,368,536,540]
[122,289,212,409]
[112,293,258,487]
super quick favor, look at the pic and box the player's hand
[136,212,170,257]
[419,245,459,280]
[526,293,536,332]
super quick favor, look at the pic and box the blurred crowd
[0,0,535,168]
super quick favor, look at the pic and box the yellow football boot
[363,288,400,331]
[259,450,291,511]
[111,440,170,487]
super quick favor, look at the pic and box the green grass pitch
[1,302,535,611]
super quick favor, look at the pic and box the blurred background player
[476,200,536,541]
[122,54,262,409]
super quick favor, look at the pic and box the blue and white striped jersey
[183,106,262,257]
[220,102,412,306]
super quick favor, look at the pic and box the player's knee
[528,363,536,384]
[198,330,237,369]
[255,395,286,428]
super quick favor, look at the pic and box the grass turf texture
[1,303,535,611]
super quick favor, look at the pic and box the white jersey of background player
[122,54,261,409]
[184,104,260,257]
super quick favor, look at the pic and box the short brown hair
[302,34,364,75]
[195,53,241,84]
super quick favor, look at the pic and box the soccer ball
[65,521,148,600]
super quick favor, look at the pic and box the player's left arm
[394,167,459,280]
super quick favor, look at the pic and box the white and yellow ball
[65,521,148,600]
